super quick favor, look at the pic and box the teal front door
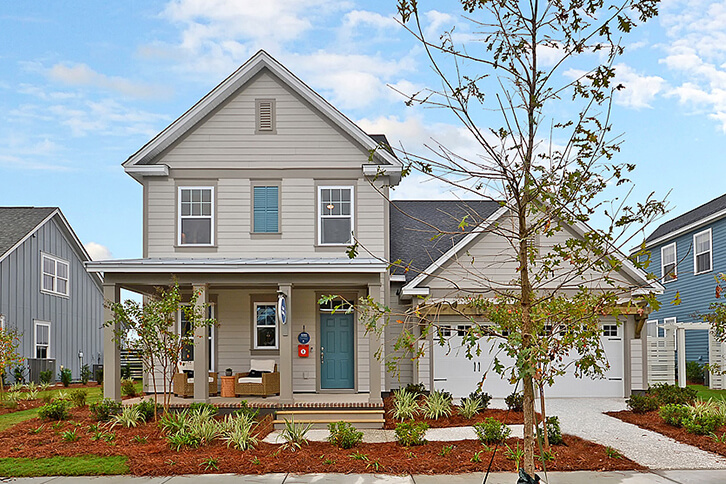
[320,313,355,389]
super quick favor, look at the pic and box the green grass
[689,384,726,401]
[0,455,128,477]
[0,408,41,432]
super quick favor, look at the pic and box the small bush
[505,391,524,412]
[391,388,420,421]
[41,393,53,404]
[235,400,259,420]
[683,413,723,435]
[327,421,363,449]
[458,395,484,419]
[110,406,145,428]
[37,400,71,421]
[537,416,563,445]
[69,389,88,408]
[39,370,53,385]
[121,365,132,380]
[474,417,511,444]
[1,399,17,410]
[189,402,217,416]
[626,394,659,414]
[167,430,201,451]
[648,384,697,406]
[13,366,25,384]
[120,379,137,397]
[90,399,122,422]
[280,417,313,451]
[686,361,705,384]
[58,367,72,387]
[660,404,691,427]
[395,421,429,446]
[422,390,453,420]
[80,364,92,385]
[135,400,162,421]
[403,383,427,396]
[220,414,258,451]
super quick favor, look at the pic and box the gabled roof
[123,50,402,181]
[644,192,726,247]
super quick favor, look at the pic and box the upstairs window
[256,99,276,133]
[253,186,279,233]
[41,254,69,296]
[694,229,712,274]
[179,187,214,246]
[661,243,677,281]
[319,186,354,245]
[35,321,50,359]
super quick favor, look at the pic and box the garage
[431,321,625,398]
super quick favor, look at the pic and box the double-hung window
[254,303,278,350]
[179,187,214,245]
[318,186,354,245]
[35,321,50,359]
[694,229,712,274]
[253,186,279,233]
[41,254,69,296]
[661,243,677,281]
[179,305,215,372]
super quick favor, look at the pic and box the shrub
[135,400,162,422]
[626,394,659,414]
[473,417,511,444]
[537,416,563,445]
[391,388,419,421]
[280,417,313,451]
[58,367,72,387]
[121,365,132,380]
[403,383,427,396]
[458,395,484,419]
[327,421,363,449]
[13,366,25,384]
[39,370,53,385]
[648,383,697,406]
[90,399,122,422]
[683,413,723,435]
[160,410,189,434]
[167,430,201,451]
[686,360,705,384]
[220,414,258,451]
[37,400,71,421]
[69,389,88,408]
[395,421,429,446]
[660,404,691,427]
[80,364,92,385]
[41,393,53,404]
[422,390,453,420]
[235,400,259,420]
[120,379,137,397]
[189,402,217,416]
[111,406,145,428]
[505,391,524,412]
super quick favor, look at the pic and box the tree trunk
[539,382,549,450]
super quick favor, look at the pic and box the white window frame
[178,186,215,246]
[254,302,278,350]
[41,253,69,297]
[178,305,216,372]
[34,320,50,359]
[661,242,677,282]
[602,324,618,337]
[0,314,5,331]
[693,228,712,275]
[317,185,354,246]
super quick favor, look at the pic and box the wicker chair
[172,372,218,398]
[235,359,280,397]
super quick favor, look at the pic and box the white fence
[647,337,675,386]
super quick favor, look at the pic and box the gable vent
[256,99,275,133]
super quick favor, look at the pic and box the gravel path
[545,398,726,470]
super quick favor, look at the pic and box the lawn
[0,455,128,477]
[689,384,726,401]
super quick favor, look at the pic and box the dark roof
[0,207,57,258]
[646,193,726,244]
[368,134,396,157]
[390,200,502,282]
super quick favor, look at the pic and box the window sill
[174,246,218,253]
[250,232,282,238]
[694,269,712,276]
[40,289,69,299]
[250,349,280,356]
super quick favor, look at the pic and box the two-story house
[88,51,662,419]
[640,193,726,384]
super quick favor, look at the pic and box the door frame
[316,291,359,393]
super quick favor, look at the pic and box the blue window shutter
[266,187,278,232]
[253,186,278,233]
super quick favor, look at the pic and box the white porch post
[103,283,121,402]
[677,327,687,388]
[192,283,210,402]
[368,281,383,404]
[278,283,294,404]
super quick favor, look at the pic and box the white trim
[661,242,677,282]
[124,165,169,178]
[178,305,216,372]
[0,314,5,331]
[34,320,50,359]
[400,287,430,296]
[86,260,387,273]
[178,186,215,247]
[254,302,279,350]
[318,185,355,246]
[643,207,726,249]
[41,252,70,297]
[390,274,407,282]
[362,164,402,184]
[693,228,712,275]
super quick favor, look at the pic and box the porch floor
[124,392,382,409]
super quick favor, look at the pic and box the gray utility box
[27,358,56,384]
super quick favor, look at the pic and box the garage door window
[603,325,618,337]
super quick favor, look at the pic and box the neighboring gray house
[0,207,104,383]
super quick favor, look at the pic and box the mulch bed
[607,410,726,458]
[0,399,46,416]
[0,407,643,475]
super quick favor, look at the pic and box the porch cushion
[186,376,214,383]
[250,359,276,373]
[238,377,263,384]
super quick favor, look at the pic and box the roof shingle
[646,193,726,243]
[0,207,57,258]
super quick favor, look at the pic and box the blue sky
[1,0,725,261]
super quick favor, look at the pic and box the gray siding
[0,217,103,380]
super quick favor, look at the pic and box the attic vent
[256,99,276,134]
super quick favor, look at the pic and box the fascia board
[640,207,726,250]
[85,262,388,274]
[402,205,509,292]
[400,287,430,296]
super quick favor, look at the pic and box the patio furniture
[172,371,218,397]
[235,359,280,397]
[220,375,236,398]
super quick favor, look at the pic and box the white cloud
[47,63,168,99]
[343,10,397,31]
[612,63,666,109]
[45,99,170,137]
[85,242,112,261]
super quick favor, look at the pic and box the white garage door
[432,323,624,398]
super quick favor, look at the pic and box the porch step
[273,409,385,429]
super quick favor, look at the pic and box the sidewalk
[6,471,726,483]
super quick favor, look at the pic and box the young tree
[0,324,23,393]
[106,283,216,416]
[355,0,667,475]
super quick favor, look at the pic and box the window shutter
[253,186,278,233]
[258,100,274,131]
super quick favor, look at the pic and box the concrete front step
[273,409,385,429]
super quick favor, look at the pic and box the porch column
[103,283,121,402]
[677,327,687,388]
[368,281,383,404]
[278,283,294,404]
[192,283,210,402]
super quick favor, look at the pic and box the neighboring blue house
[640,193,726,367]
[0,207,104,383]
